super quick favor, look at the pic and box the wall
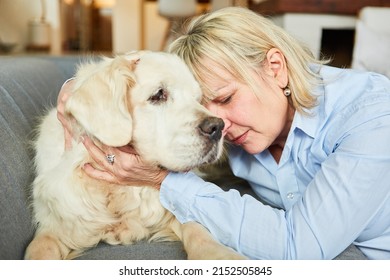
[0,0,39,53]
[113,0,189,53]
[112,0,141,53]
[144,0,169,51]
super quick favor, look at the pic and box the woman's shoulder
[314,65,390,116]
[319,65,389,97]
[311,66,390,147]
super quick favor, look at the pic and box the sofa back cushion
[0,57,77,259]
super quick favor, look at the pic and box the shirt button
[287,192,294,200]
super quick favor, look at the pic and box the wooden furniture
[249,0,390,15]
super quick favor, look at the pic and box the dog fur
[24,51,245,260]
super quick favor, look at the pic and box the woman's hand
[57,78,76,150]
[81,136,169,189]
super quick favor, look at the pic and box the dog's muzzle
[198,117,224,142]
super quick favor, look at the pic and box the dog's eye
[148,88,168,104]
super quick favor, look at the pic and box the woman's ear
[264,48,288,88]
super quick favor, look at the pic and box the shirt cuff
[160,171,208,223]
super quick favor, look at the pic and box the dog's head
[65,51,225,171]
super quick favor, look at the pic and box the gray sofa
[0,55,366,260]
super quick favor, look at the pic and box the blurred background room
[0,0,389,74]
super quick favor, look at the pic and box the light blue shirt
[160,65,390,259]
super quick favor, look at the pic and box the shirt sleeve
[160,108,390,260]
[160,172,289,259]
[292,107,390,259]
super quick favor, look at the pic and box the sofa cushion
[75,241,187,260]
[0,57,77,259]
[351,20,390,78]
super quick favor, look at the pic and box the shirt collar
[289,72,326,139]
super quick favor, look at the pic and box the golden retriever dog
[24,51,245,260]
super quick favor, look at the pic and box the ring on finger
[106,154,115,165]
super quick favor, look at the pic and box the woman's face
[202,56,293,155]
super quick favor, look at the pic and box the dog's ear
[124,50,149,61]
[65,56,137,147]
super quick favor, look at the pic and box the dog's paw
[24,233,70,260]
[187,245,248,260]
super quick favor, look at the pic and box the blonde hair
[169,7,328,113]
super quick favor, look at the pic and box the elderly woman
[58,7,390,259]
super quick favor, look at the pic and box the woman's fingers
[83,137,136,170]
[117,144,137,154]
[82,136,113,169]
[57,79,76,150]
[63,127,73,150]
[82,163,118,184]
[81,136,168,188]
[81,137,122,183]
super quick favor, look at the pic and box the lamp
[158,0,197,51]
[27,0,51,51]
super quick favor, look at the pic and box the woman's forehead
[198,58,233,86]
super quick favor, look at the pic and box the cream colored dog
[24,51,245,260]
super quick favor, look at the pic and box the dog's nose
[198,117,225,141]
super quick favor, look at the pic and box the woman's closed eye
[215,83,238,105]
[216,93,234,105]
